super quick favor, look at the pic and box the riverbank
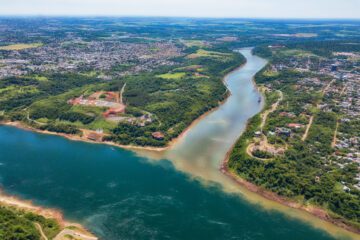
[0,95,229,153]
[1,48,356,239]
[0,191,97,239]
[0,60,246,154]
[221,152,360,235]
[220,78,360,235]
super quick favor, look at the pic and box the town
[0,36,182,80]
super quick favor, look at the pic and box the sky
[0,0,360,19]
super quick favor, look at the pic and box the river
[0,49,356,239]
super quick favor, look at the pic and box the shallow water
[0,49,356,239]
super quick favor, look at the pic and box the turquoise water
[0,126,335,240]
[0,49,354,239]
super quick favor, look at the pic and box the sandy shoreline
[0,61,245,238]
[0,97,230,154]
[0,190,97,238]
[0,62,245,154]
[0,54,359,237]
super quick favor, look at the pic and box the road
[260,90,283,132]
[302,115,314,141]
[34,223,48,240]
[54,228,98,240]
[331,120,339,148]
[120,83,127,104]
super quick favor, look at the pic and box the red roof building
[152,132,165,140]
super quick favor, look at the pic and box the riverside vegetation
[1,18,360,238]
[229,41,360,231]
[0,205,60,240]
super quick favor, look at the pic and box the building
[275,127,291,137]
[331,64,338,72]
[287,123,304,129]
[152,132,165,140]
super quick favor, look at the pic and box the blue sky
[1,0,360,19]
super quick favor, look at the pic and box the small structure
[152,132,165,140]
[287,123,305,129]
[331,64,338,72]
[268,45,284,49]
[268,131,276,136]
[279,112,296,118]
[254,131,262,137]
[343,186,351,192]
[275,127,291,137]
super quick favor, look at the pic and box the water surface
[0,49,355,239]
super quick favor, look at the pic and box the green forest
[0,206,60,240]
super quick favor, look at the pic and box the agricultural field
[0,43,43,51]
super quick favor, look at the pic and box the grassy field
[157,72,187,79]
[181,40,207,48]
[0,86,39,100]
[263,70,280,77]
[187,49,231,59]
[32,75,49,82]
[0,43,43,51]
[277,49,315,57]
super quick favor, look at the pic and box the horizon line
[1,15,360,21]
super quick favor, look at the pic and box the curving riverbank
[217,50,360,236]
[0,191,97,239]
[221,148,360,235]
[0,60,245,153]
[0,48,358,239]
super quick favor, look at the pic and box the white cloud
[0,0,359,18]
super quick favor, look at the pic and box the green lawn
[157,72,187,79]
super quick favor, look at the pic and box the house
[152,132,165,140]
[287,123,305,129]
[280,112,296,118]
[254,131,262,137]
[275,127,291,137]
[343,186,351,192]
[331,64,338,72]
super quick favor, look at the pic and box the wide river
[0,49,357,239]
